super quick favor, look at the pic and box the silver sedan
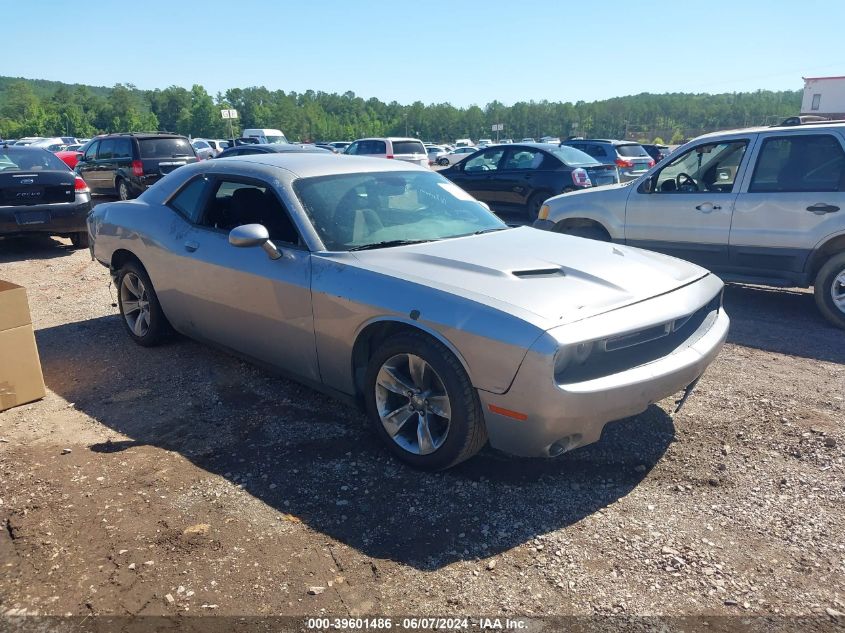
[87,154,729,470]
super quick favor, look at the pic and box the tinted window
[358,140,387,154]
[113,138,132,159]
[464,148,505,172]
[503,149,546,170]
[169,177,207,222]
[98,139,116,160]
[139,138,194,159]
[750,135,845,193]
[83,140,99,161]
[392,141,426,155]
[345,142,358,155]
[616,144,649,158]
[0,147,71,172]
[200,179,299,244]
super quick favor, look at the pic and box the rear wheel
[526,192,549,221]
[69,232,89,248]
[117,178,131,201]
[438,157,450,166]
[814,252,845,329]
[117,260,169,346]
[364,332,487,470]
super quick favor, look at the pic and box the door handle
[806,203,840,214]
[695,203,722,212]
[184,240,199,252]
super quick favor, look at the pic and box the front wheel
[438,158,450,166]
[117,260,169,346]
[526,192,549,221]
[814,252,845,329]
[364,332,487,470]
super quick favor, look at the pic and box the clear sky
[3,0,844,107]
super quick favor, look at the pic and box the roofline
[803,75,845,81]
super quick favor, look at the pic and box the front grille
[561,293,722,383]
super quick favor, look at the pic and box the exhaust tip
[549,434,583,457]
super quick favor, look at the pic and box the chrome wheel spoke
[132,311,147,337]
[417,412,435,454]
[382,405,415,437]
[122,299,141,314]
[833,271,845,310]
[408,354,428,390]
[377,365,415,396]
[124,275,142,299]
[426,394,451,420]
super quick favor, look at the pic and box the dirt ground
[1,226,843,626]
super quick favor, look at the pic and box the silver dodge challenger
[87,154,730,470]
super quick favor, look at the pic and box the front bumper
[0,196,91,237]
[479,274,729,457]
[532,219,555,231]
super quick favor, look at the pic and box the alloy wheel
[374,353,452,455]
[832,269,845,313]
[120,272,151,337]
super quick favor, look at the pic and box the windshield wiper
[348,239,434,252]
[472,227,510,235]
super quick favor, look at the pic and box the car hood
[348,227,709,329]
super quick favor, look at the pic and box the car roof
[353,137,424,142]
[693,120,845,140]
[221,153,428,179]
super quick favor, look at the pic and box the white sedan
[435,146,478,167]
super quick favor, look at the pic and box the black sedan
[0,145,92,247]
[440,143,618,220]
[215,144,332,158]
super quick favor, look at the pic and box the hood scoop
[512,267,565,278]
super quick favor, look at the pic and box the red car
[55,150,83,169]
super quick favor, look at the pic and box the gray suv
[562,139,655,182]
[535,120,845,328]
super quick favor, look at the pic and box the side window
[749,135,845,193]
[83,141,99,161]
[98,139,115,160]
[503,149,545,170]
[811,94,821,111]
[463,148,505,172]
[198,179,300,244]
[168,177,208,223]
[113,138,132,159]
[345,142,358,155]
[654,141,748,193]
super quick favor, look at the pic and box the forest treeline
[0,76,801,144]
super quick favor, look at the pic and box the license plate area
[15,210,50,225]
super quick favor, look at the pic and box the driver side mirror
[639,175,655,194]
[228,224,281,260]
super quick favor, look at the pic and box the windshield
[550,145,600,167]
[0,147,70,171]
[139,138,194,159]
[266,135,288,144]
[616,144,649,158]
[294,171,506,251]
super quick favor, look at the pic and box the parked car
[499,138,514,144]
[205,139,229,156]
[87,153,728,469]
[76,133,198,200]
[535,120,845,328]
[29,137,67,151]
[55,149,83,169]
[436,146,478,166]
[191,139,215,161]
[241,128,289,144]
[540,136,561,144]
[0,146,91,247]
[60,136,79,146]
[216,144,330,159]
[426,145,449,164]
[642,143,670,163]
[63,144,84,152]
[477,138,494,147]
[520,138,536,143]
[314,143,338,153]
[454,138,474,148]
[13,137,44,146]
[344,137,428,167]
[441,143,619,219]
[562,139,654,182]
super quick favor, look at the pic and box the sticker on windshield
[437,182,475,201]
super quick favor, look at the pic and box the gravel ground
[0,225,843,625]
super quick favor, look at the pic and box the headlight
[554,341,595,381]
[538,204,550,221]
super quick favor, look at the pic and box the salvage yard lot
[0,233,843,618]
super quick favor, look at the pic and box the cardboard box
[0,280,45,411]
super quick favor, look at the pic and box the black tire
[117,178,132,201]
[438,157,449,166]
[69,231,89,248]
[556,224,610,241]
[526,192,550,221]
[813,251,845,329]
[116,259,170,346]
[364,331,487,470]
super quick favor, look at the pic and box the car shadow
[0,234,80,262]
[723,283,845,364]
[36,314,674,571]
